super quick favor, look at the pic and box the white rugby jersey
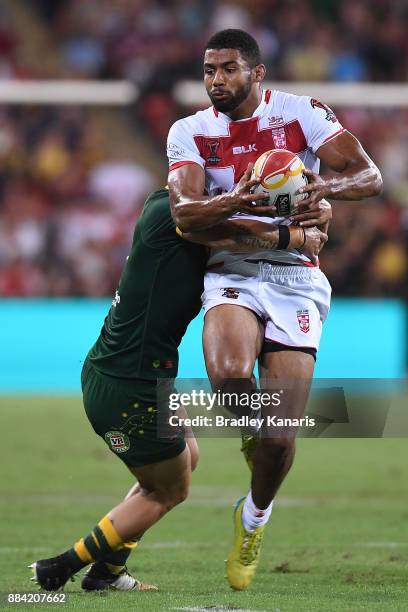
[167,89,345,269]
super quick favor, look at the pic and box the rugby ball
[251,149,308,216]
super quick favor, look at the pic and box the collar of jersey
[214,89,270,124]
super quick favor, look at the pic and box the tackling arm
[180,219,328,265]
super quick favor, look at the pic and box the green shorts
[81,359,186,468]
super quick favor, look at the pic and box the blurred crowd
[29,0,408,144]
[0,0,407,297]
[0,105,154,296]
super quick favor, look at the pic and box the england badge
[296,309,310,333]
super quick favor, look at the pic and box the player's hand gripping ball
[251,149,308,216]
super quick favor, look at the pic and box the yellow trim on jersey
[175,226,184,238]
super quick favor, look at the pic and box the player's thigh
[259,350,315,423]
[203,304,263,381]
[124,434,197,499]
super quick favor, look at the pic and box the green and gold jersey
[88,189,207,382]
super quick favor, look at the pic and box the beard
[209,80,252,113]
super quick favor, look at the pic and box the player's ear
[253,64,266,83]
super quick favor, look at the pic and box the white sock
[241,490,273,532]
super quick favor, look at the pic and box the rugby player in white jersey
[167,29,382,590]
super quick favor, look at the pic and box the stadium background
[0,1,407,610]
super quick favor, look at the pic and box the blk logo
[232,144,258,155]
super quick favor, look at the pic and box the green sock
[91,539,139,575]
[61,515,125,573]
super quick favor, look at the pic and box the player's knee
[259,437,295,465]
[209,357,254,387]
[164,483,189,510]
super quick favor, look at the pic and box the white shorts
[203,265,331,350]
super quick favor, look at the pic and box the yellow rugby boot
[226,497,265,590]
[240,434,258,471]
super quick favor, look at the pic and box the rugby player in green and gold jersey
[30,179,327,593]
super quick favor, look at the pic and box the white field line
[130,540,408,551]
[3,541,405,555]
[0,547,51,554]
[173,607,271,612]
[145,540,191,549]
[2,488,405,510]
[361,541,408,548]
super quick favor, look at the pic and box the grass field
[0,396,407,611]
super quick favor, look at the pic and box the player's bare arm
[181,219,327,265]
[292,131,382,221]
[168,163,271,232]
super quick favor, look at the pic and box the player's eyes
[226,68,236,73]
[204,69,215,75]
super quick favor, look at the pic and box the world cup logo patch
[296,309,310,333]
[206,140,221,164]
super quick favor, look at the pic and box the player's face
[204,49,254,113]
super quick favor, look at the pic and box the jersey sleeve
[137,189,177,248]
[297,96,345,154]
[167,118,205,171]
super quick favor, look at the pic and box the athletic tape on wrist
[277,225,290,249]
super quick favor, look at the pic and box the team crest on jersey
[296,310,310,333]
[222,288,240,299]
[310,99,337,123]
[105,431,130,453]
[268,116,287,148]
[206,139,221,164]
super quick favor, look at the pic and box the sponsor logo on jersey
[296,309,310,333]
[232,144,258,155]
[268,116,284,127]
[206,139,221,164]
[310,99,337,123]
[222,288,240,299]
[275,194,292,216]
[105,431,130,453]
[167,142,186,161]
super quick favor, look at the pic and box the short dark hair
[205,29,261,68]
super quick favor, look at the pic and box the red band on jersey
[264,89,272,104]
[321,128,346,145]
[169,161,202,171]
